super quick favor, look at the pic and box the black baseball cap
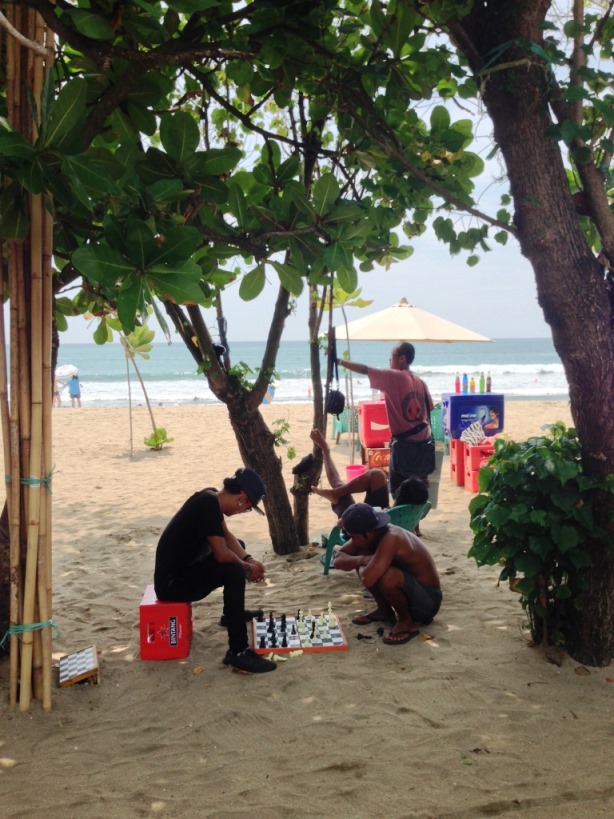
[234,468,266,515]
[341,503,390,534]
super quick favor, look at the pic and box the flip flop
[382,630,420,645]
[351,613,389,626]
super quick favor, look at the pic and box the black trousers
[155,558,247,653]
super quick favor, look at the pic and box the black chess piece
[291,624,297,635]
[271,632,277,648]
[257,611,265,623]
[311,621,316,638]
[280,614,287,632]
[259,635,266,649]
[282,634,288,648]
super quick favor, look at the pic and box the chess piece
[280,613,287,632]
[282,634,288,648]
[259,635,266,650]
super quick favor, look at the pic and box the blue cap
[341,503,390,534]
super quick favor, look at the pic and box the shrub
[468,423,614,647]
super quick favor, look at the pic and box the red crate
[450,460,465,487]
[140,584,193,660]
[358,401,390,448]
[464,468,480,493]
[463,442,495,471]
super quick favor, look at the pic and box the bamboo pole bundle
[3,3,54,710]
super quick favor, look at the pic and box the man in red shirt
[338,342,435,495]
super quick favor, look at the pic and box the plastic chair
[322,526,347,575]
[387,501,432,531]
[331,407,360,451]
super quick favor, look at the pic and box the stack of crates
[463,441,495,493]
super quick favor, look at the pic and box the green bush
[468,423,614,647]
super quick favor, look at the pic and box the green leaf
[125,220,157,268]
[61,155,121,194]
[228,183,249,225]
[148,179,184,203]
[239,265,266,301]
[117,275,144,332]
[44,78,87,152]
[148,226,200,265]
[61,8,115,40]
[160,112,200,163]
[312,173,340,217]
[337,266,358,294]
[147,263,206,304]
[93,318,112,345]
[0,129,35,159]
[72,245,135,287]
[0,184,29,239]
[189,147,242,176]
[271,261,304,296]
[430,105,451,132]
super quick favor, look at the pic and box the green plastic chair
[322,526,347,575]
[331,407,361,451]
[387,501,432,531]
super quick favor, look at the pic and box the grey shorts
[402,572,442,624]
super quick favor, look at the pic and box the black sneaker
[219,609,263,627]
[223,648,277,674]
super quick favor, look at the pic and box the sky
[58,227,549,345]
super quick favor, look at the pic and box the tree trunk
[450,3,614,665]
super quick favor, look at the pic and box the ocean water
[53,338,568,408]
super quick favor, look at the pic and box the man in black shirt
[154,467,276,674]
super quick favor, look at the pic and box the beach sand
[2,399,613,818]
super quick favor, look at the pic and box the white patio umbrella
[336,297,492,343]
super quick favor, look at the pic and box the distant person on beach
[154,467,277,675]
[68,374,82,408]
[334,503,442,645]
[338,343,435,495]
[483,407,500,431]
[53,380,64,408]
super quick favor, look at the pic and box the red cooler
[358,401,390,448]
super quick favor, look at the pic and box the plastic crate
[430,404,444,441]
[463,442,495,471]
[140,584,193,661]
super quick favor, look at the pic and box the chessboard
[252,609,349,654]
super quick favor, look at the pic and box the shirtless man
[334,503,442,645]
[309,428,389,515]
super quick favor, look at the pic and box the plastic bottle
[469,376,476,394]
[479,371,485,393]
[454,372,461,393]
[462,373,468,394]
[486,371,492,392]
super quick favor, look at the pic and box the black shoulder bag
[325,329,345,419]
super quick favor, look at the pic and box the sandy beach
[2,398,613,819]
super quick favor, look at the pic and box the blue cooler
[442,393,504,439]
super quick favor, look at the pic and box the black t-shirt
[154,490,225,587]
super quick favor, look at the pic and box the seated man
[154,467,276,674]
[333,503,442,645]
[309,428,389,515]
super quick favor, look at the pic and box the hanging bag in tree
[325,330,345,418]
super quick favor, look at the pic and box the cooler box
[442,393,504,440]
[139,584,193,660]
[358,401,390,448]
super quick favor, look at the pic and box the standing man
[338,342,435,494]
[154,467,277,674]
[334,503,442,644]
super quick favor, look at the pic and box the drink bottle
[462,373,468,393]
[454,372,461,393]
[479,371,485,393]
[469,376,476,394]
[486,371,492,392]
